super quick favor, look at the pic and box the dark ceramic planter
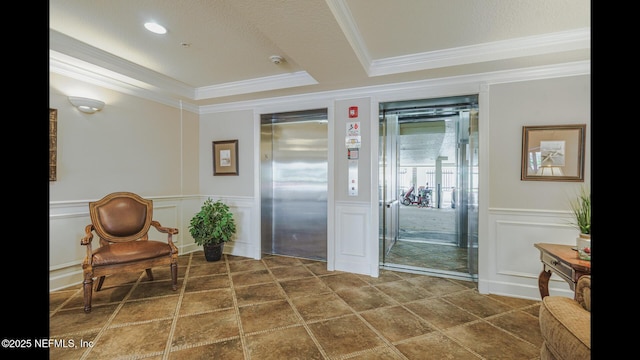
[203,243,224,262]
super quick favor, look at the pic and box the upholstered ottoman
[538,275,591,360]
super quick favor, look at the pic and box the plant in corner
[189,198,237,262]
[569,185,590,260]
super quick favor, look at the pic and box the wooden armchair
[80,192,179,313]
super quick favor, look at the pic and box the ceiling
[49,0,591,109]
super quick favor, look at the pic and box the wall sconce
[68,96,105,114]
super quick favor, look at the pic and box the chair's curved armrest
[80,224,95,245]
[151,220,179,235]
[575,275,590,312]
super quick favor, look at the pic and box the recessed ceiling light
[144,22,167,35]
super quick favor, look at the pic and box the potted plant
[569,186,590,260]
[189,198,237,261]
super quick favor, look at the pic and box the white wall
[480,76,591,299]
[49,72,201,290]
[49,72,200,200]
[49,63,590,300]
[199,110,255,197]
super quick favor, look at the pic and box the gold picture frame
[50,108,58,181]
[521,124,586,182]
[213,140,239,176]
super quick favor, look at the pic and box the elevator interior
[260,109,329,260]
[379,95,479,280]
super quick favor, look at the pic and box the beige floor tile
[87,320,172,359]
[112,295,179,324]
[307,315,386,358]
[278,277,332,298]
[319,272,370,292]
[395,332,480,360]
[128,280,181,300]
[48,332,100,360]
[230,269,273,287]
[234,282,285,306]
[169,338,244,360]
[404,297,480,329]
[443,290,514,318]
[50,305,118,336]
[444,321,540,359]
[269,264,315,281]
[486,310,544,348]
[187,262,227,277]
[184,273,230,293]
[49,253,544,359]
[172,309,239,348]
[374,280,433,303]
[228,259,268,273]
[244,326,324,360]
[261,254,305,268]
[179,288,234,315]
[335,286,397,312]
[239,300,301,333]
[290,292,353,321]
[360,306,435,342]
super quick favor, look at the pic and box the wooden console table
[534,243,591,299]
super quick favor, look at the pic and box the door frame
[376,95,479,279]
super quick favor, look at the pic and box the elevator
[260,109,328,260]
[379,95,479,280]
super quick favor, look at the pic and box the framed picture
[50,108,58,181]
[212,140,239,176]
[521,124,586,182]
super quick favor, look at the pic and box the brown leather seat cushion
[92,241,172,266]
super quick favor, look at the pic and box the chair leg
[145,268,154,281]
[83,277,94,313]
[95,276,106,291]
[171,262,178,291]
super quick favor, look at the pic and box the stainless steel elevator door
[261,111,328,260]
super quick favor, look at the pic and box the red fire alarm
[349,106,358,118]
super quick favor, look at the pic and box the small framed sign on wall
[212,140,239,176]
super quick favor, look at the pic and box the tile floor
[387,206,473,276]
[49,252,543,359]
[384,240,469,274]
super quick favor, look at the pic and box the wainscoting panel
[216,196,260,260]
[48,195,259,291]
[49,197,187,291]
[334,202,375,276]
[49,201,95,291]
[483,208,578,299]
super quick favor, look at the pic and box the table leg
[538,269,551,299]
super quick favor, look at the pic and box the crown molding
[50,30,195,99]
[198,61,590,114]
[368,28,591,77]
[195,71,317,100]
[324,0,372,72]
[50,23,589,115]
[50,51,199,113]
[50,29,317,104]
[325,0,590,78]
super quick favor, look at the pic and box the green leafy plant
[189,198,237,246]
[569,186,590,235]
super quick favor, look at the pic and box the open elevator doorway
[260,109,328,261]
[379,95,479,281]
